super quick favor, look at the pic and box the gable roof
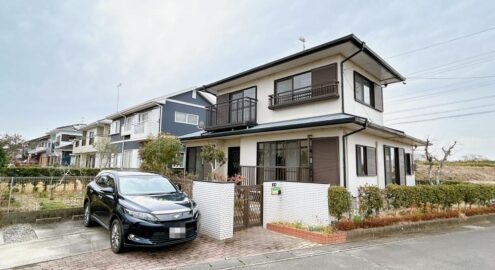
[199,34,405,95]
[105,87,214,120]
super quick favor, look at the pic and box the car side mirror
[177,184,182,191]
[101,187,114,194]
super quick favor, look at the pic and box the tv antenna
[298,37,306,50]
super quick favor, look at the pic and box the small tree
[94,137,117,168]
[434,141,457,185]
[0,133,26,162]
[424,138,435,184]
[139,133,182,176]
[200,144,226,181]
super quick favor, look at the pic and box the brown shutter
[374,84,383,111]
[398,148,406,185]
[366,147,377,176]
[311,63,337,85]
[216,94,230,126]
[312,137,339,185]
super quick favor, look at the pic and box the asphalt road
[237,224,495,270]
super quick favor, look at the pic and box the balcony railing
[240,166,311,185]
[205,97,257,131]
[268,81,339,109]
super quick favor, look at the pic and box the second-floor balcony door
[230,87,256,124]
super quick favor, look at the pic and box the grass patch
[39,200,71,210]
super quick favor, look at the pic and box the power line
[387,110,495,125]
[386,26,495,59]
[405,50,495,76]
[387,80,495,103]
[387,94,495,114]
[386,103,495,121]
[408,75,495,80]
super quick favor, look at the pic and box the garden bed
[267,223,346,244]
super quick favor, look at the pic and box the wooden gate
[234,185,263,230]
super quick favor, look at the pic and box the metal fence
[0,176,94,214]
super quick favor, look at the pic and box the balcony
[131,120,160,140]
[205,97,257,131]
[268,81,339,110]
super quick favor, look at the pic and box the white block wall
[263,182,330,227]
[192,181,235,240]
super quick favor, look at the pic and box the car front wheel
[110,219,125,253]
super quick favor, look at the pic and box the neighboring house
[106,87,215,169]
[47,124,85,166]
[180,34,427,195]
[26,135,51,166]
[26,124,84,166]
[72,119,112,168]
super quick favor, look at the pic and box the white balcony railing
[132,120,159,139]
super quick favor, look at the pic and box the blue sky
[1,0,494,159]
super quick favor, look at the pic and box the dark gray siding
[110,118,126,142]
[111,141,141,150]
[162,102,206,136]
[169,91,212,107]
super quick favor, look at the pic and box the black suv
[83,171,199,253]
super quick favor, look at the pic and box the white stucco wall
[263,181,330,227]
[346,131,416,196]
[192,181,235,240]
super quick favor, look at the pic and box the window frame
[274,71,312,96]
[175,112,200,126]
[405,153,414,175]
[383,145,407,185]
[355,144,377,177]
[110,121,121,135]
[354,71,381,111]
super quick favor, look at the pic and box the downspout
[340,42,365,114]
[342,118,368,188]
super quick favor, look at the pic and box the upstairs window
[354,72,383,111]
[175,112,199,125]
[356,145,377,176]
[275,72,312,96]
[110,121,121,135]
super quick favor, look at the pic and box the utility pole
[116,83,122,112]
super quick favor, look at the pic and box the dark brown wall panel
[312,137,340,185]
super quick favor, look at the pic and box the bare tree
[434,141,457,185]
[94,138,117,168]
[49,168,71,200]
[424,138,435,184]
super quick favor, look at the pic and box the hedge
[328,186,351,220]
[358,186,383,217]
[0,167,101,177]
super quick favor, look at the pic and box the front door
[228,147,241,177]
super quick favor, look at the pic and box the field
[416,160,495,183]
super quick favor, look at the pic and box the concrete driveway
[0,221,109,269]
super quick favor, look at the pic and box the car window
[118,175,177,195]
[106,175,115,188]
[95,176,106,187]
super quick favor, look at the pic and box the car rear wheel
[83,202,94,227]
[110,219,125,253]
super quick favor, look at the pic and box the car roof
[99,170,160,177]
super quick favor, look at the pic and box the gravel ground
[0,224,37,244]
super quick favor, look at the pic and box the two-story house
[27,124,84,167]
[180,34,426,195]
[106,87,215,169]
[27,135,51,166]
[47,124,84,166]
[72,119,112,168]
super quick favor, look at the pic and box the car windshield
[118,175,177,195]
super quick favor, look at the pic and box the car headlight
[192,201,199,218]
[124,208,158,222]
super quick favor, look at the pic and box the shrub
[459,184,481,207]
[438,184,463,209]
[0,167,101,177]
[385,184,414,209]
[358,185,383,217]
[328,186,351,220]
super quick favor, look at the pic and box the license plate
[169,227,186,239]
